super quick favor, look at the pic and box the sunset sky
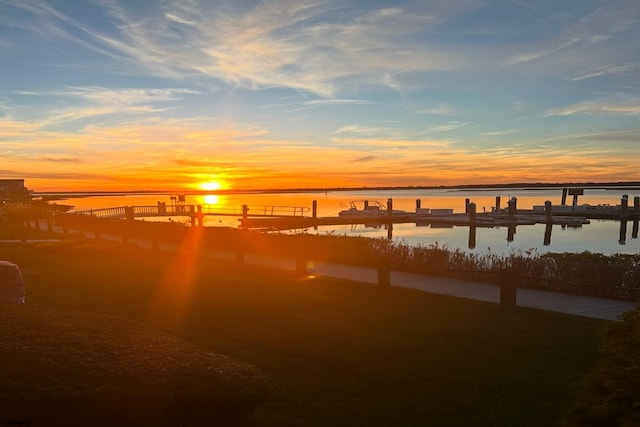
[1,0,639,191]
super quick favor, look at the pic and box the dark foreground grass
[0,241,605,426]
[0,305,268,426]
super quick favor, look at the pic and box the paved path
[21,222,638,321]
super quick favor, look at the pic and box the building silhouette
[0,179,32,203]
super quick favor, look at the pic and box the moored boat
[338,200,407,217]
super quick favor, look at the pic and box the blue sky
[1,0,639,191]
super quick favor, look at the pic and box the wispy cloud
[503,38,581,66]
[505,0,544,14]
[8,86,202,128]
[571,63,637,81]
[416,104,457,116]
[545,100,640,116]
[4,0,477,96]
[428,121,468,132]
[502,1,640,68]
[41,157,80,163]
[481,129,517,136]
[334,125,387,135]
[331,137,450,149]
[304,99,376,106]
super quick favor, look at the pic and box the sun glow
[199,181,223,191]
[203,194,219,205]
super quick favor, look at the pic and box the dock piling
[468,202,476,249]
[544,223,553,246]
[621,195,629,220]
[508,198,516,218]
[468,202,476,223]
[620,220,628,244]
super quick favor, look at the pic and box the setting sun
[199,181,223,191]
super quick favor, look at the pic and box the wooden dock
[70,203,310,226]
[67,188,638,232]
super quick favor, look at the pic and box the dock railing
[70,204,310,219]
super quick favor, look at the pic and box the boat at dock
[531,203,628,219]
[338,200,407,217]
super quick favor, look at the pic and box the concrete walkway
[21,222,639,321]
[310,264,636,321]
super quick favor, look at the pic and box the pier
[70,203,309,226]
[66,187,638,231]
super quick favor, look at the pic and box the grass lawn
[0,239,605,426]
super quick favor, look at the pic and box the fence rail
[70,204,310,219]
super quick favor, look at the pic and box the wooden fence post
[236,233,245,263]
[296,257,307,275]
[241,204,249,228]
[151,223,159,250]
[377,257,390,287]
[500,268,517,308]
[125,206,135,221]
[190,205,196,227]
[20,221,27,244]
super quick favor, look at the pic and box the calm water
[56,186,640,256]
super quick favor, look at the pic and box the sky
[1,0,640,192]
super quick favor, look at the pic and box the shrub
[562,307,640,427]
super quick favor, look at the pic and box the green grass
[0,305,268,426]
[0,240,605,426]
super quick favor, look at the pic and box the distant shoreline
[33,181,640,199]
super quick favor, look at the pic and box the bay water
[56,186,640,257]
